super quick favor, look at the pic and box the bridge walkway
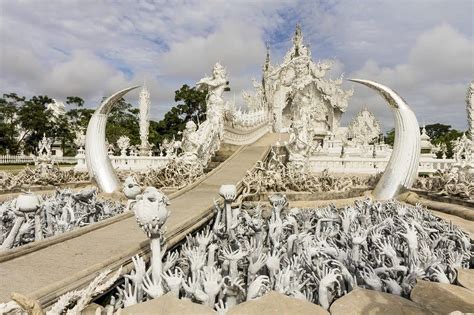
[0,133,281,305]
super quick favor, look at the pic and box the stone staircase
[204,144,239,173]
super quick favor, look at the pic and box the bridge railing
[74,154,171,172]
[309,156,457,174]
[0,155,78,165]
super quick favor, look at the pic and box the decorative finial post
[219,184,237,233]
[139,82,151,156]
[132,187,170,284]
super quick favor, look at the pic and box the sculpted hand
[143,272,164,298]
[162,267,183,296]
[247,275,269,300]
[188,249,207,274]
[202,266,224,298]
[266,249,283,276]
[162,251,179,272]
[122,280,137,307]
[430,264,450,284]
[248,253,266,275]
[215,300,229,315]
[124,255,146,286]
[196,227,213,251]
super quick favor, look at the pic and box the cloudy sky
[1,0,473,131]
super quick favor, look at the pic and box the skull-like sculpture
[219,184,237,202]
[15,191,42,213]
[123,176,141,200]
[133,187,170,238]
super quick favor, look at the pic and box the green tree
[0,93,23,154]
[384,128,395,146]
[385,124,463,158]
[423,124,463,158]
[105,97,140,148]
[16,95,54,154]
[152,84,207,148]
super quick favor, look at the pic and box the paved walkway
[0,133,280,303]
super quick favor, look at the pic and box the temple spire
[293,24,303,57]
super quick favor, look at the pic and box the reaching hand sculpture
[0,188,123,250]
[84,189,470,314]
[218,184,237,234]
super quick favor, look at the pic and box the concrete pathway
[0,133,280,303]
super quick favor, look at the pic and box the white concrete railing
[0,155,77,165]
[309,156,457,174]
[223,123,271,146]
[74,154,171,172]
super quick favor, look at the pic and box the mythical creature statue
[197,62,229,124]
[117,136,131,156]
[188,63,230,165]
[285,121,317,171]
[179,120,200,163]
[452,133,472,165]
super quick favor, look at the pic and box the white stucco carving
[347,106,381,146]
[46,99,66,120]
[139,83,151,156]
[262,25,353,134]
[117,136,131,157]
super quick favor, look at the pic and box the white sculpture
[46,99,66,120]
[132,187,170,285]
[37,133,53,159]
[349,79,420,200]
[466,81,473,144]
[452,133,472,165]
[73,129,86,151]
[117,135,131,157]
[0,188,123,250]
[106,190,470,313]
[285,121,317,172]
[262,25,353,134]
[123,176,141,211]
[347,106,381,146]
[179,120,200,163]
[139,83,152,156]
[85,86,140,193]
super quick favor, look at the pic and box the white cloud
[0,0,472,129]
[345,23,473,131]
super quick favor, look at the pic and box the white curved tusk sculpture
[349,79,420,200]
[85,86,140,193]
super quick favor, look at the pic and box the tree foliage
[0,93,140,155]
[423,123,463,158]
[152,84,207,147]
[0,84,207,156]
[384,123,463,158]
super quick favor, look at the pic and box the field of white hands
[0,188,124,250]
[103,187,471,314]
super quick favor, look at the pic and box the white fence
[309,156,457,174]
[74,154,171,172]
[0,155,77,165]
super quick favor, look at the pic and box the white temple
[73,25,472,175]
[262,25,353,138]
